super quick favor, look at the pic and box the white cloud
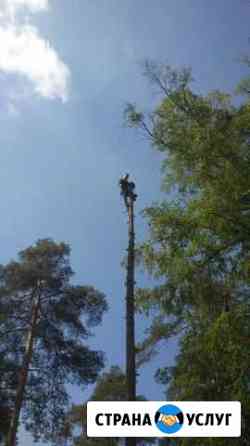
[4,0,49,14]
[0,0,70,103]
[0,24,70,101]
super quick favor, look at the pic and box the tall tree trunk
[126,195,136,446]
[6,289,41,446]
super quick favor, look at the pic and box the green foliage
[63,366,154,446]
[126,61,250,445]
[236,57,250,97]
[0,239,108,444]
[124,103,145,128]
[156,308,250,446]
[90,366,127,402]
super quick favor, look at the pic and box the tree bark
[125,195,136,446]
[6,288,41,446]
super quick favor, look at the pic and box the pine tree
[0,239,108,445]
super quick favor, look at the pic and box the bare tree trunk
[6,289,41,446]
[125,196,136,446]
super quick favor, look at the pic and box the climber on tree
[119,174,137,210]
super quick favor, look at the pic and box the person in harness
[119,174,137,209]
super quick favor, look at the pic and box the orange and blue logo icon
[155,404,184,434]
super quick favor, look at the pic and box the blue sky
[0,1,249,444]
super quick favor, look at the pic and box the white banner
[87,401,241,437]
